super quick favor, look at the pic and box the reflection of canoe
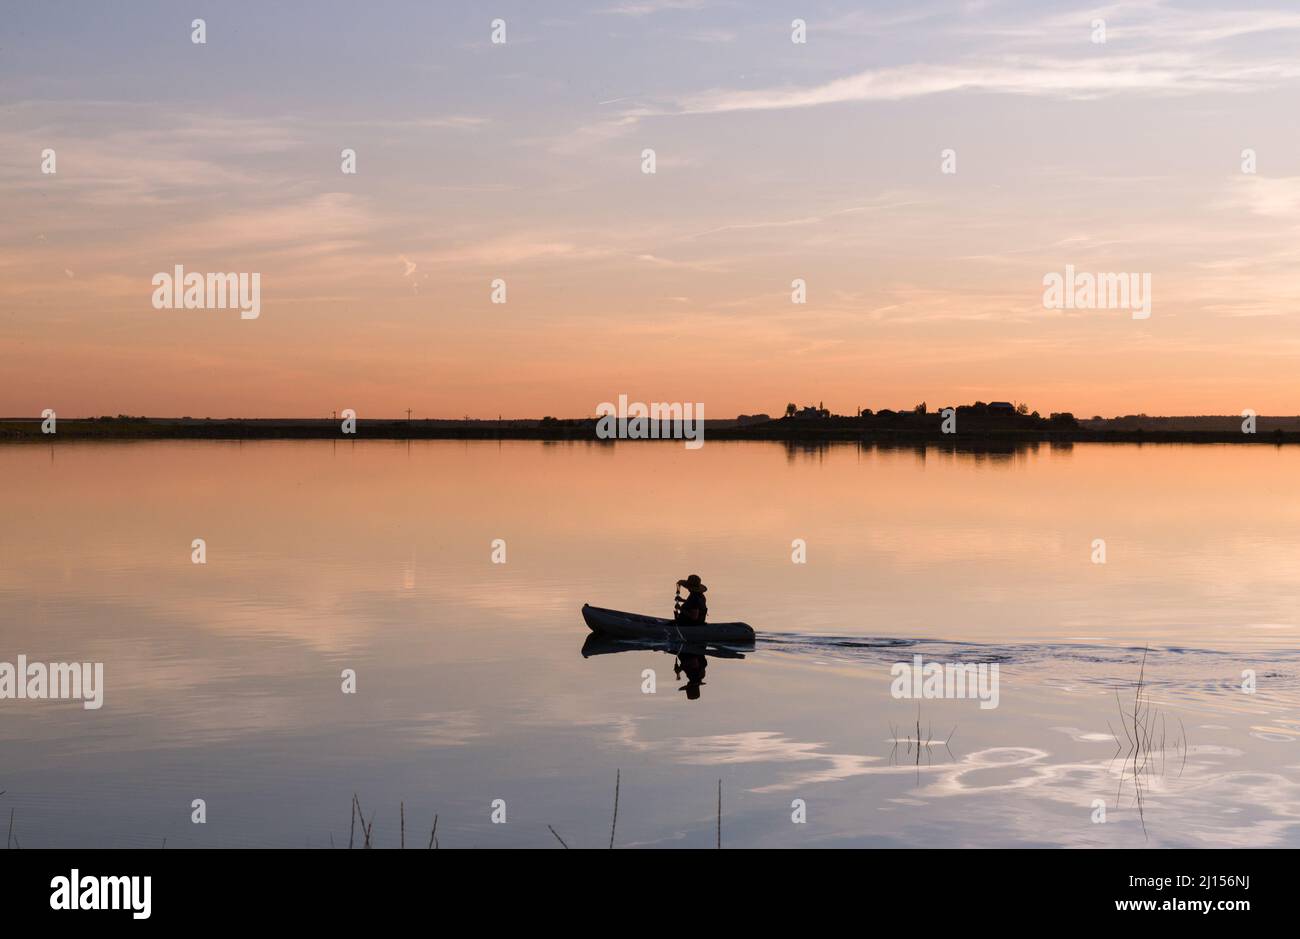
[582,604,756,645]
[581,633,748,660]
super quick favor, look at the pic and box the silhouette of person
[675,575,708,624]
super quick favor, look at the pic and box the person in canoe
[674,574,708,624]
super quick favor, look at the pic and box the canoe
[582,604,756,645]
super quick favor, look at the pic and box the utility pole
[405,408,413,421]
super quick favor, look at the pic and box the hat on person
[677,574,707,593]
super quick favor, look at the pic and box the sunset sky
[4,0,1300,418]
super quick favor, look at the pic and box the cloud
[684,197,928,240]
[0,103,302,207]
[672,55,1300,114]
[588,3,1300,121]
[172,192,376,256]
[533,110,646,156]
[988,2,1300,47]
[685,28,736,43]
[332,116,490,131]
[598,0,708,17]
[1224,175,1300,219]
[416,234,617,267]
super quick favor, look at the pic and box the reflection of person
[674,651,708,700]
[675,574,708,624]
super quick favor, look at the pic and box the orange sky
[4,2,1300,418]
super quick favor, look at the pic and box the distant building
[793,403,830,420]
[736,413,772,425]
[988,401,1016,415]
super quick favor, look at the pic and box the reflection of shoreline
[6,417,1300,445]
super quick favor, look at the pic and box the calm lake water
[3,439,1299,848]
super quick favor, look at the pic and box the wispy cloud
[685,28,736,43]
[596,2,1300,118]
[598,0,708,17]
[0,104,304,207]
[1224,175,1300,219]
[684,196,928,240]
[417,234,617,267]
[966,2,1300,47]
[671,55,1300,114]
[331,115,490,131]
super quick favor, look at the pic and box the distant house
[793,402,830,420]
[988,401,1016,415]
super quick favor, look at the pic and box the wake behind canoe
[582,603,756,645]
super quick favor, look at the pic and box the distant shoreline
[4,414,1299,445]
